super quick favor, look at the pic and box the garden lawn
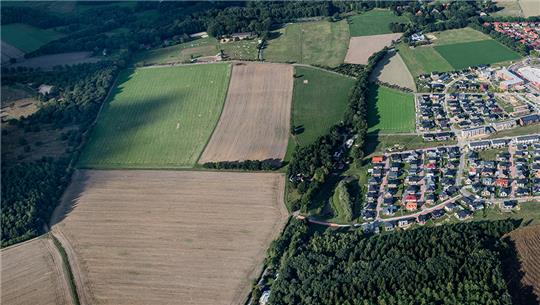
[434,40,522,70]
[348,9,409,36]
[397,43,453,77]
[78,64,231,168]
[367,84,415,133]
[1,23,64,53]
[290,66,356,147]
[263,20,349,67]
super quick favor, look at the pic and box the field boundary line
[49,233,81,305]
[195,63,233,164]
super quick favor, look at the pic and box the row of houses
[468,134,540,150]
[490,22,540,51]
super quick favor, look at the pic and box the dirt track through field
[199,62,293,163]
[1,237,72,305]
[345,33,402,65]
[50,170,288,305]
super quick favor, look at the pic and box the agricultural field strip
[1,236,72,305]
[199,63,293,163]
[78,63,231,168]
[50,170,288,305]
[345,33,402,65]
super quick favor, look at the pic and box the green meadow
[79,64,231,168]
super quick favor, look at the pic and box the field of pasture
[134,37,259,65]
[347,9,409,36]
[398,27,521,77]
[1,23,64,53]
[367,84,415,133]
[50,170,288,305]
[78,63,231,168]
[289,66,356,148]
[434,40,522,70]
[263,19,350,67]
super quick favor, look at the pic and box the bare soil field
[1,41,25,63]
[345,33,402,65]
[199,63,293,163]
[369,51,416,91]
[519,0,540,17]
[9,52,101,70]
[50,170,288,305]
[1,236,72,305]
[509,225,540,300]
[1,98,38,121]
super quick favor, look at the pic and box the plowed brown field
[1,236,72,305]
[198,62,293,163]
[509,225,540,300]
[345,33,402,65]
[50,170,288,305]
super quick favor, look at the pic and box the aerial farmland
[2,2,540,305]
[199,63,293,163]
[1,236,72,305]
[78,64,231,168]
[49,170,288,305]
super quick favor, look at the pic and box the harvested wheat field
[50,170,288,305]
[199,62,293,163]
[509,225,540,300]
[370,50,416,91]
[1,236,72,305]
[345,33,402,65]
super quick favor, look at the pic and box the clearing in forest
[50,170,288,305]
[367,83,415,133]
[199,63,293,163]
[345,33,402,65]
[263,19,350,67]
[78,63,231,168]
[1,236,72,305]
[1,23,64,53]
[369,51,416,91]
[347,9,410,36]
[289,66,356,148]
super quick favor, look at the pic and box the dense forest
[1,57,123,246]
[268,220,519,305]
[0,1,505,58]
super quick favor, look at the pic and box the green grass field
[1,23,64,53]
[430,27,490,45]
[434,40,522,70]
[348,9,409,36]
[263,19,349,67]
[367,84,415,133]
[134,37,258,65]
[397,43,453,77]
[290,66,356,147]
[78,64,231,168]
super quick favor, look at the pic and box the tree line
[287,49,386,212]
[267,219,519,305]
[1,57,124,246]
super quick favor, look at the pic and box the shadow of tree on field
[500,234,539,305]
